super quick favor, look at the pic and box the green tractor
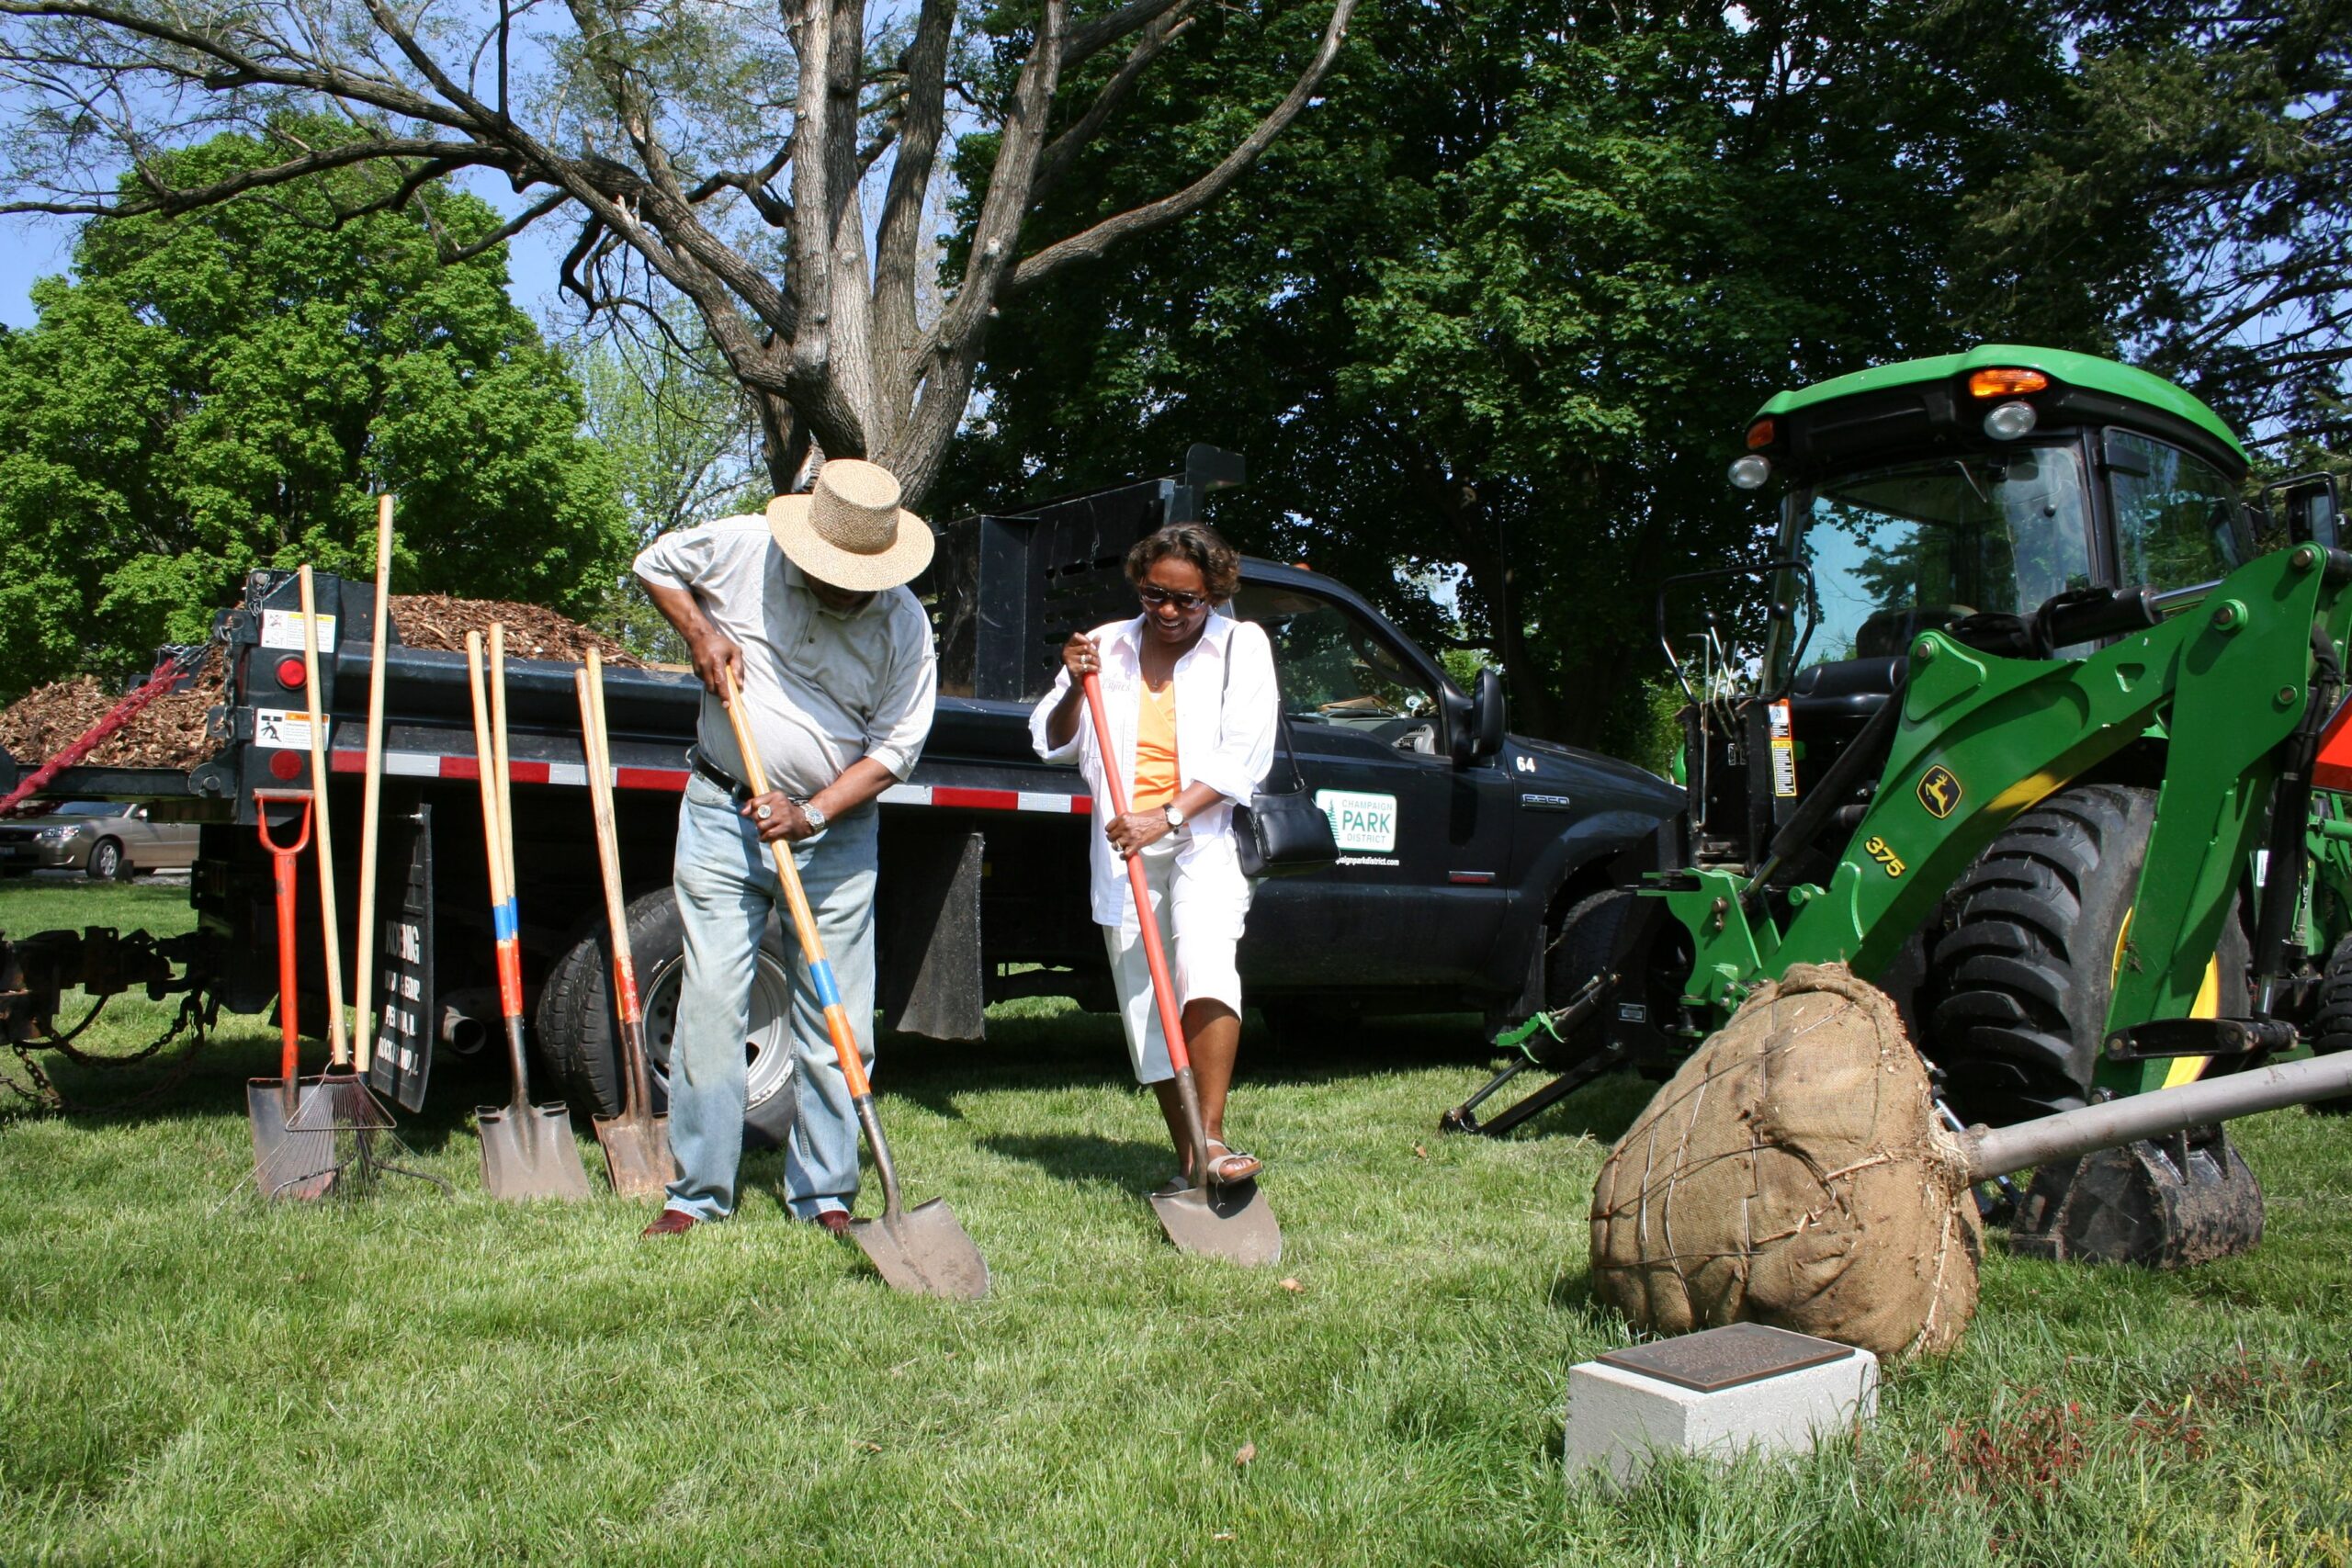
[1448,344,2352,1266]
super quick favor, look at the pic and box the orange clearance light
[1968,367,2049,399]
[1746,418,1776,450]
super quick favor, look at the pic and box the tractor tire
[2302,933,2352,1114]
[535,886,803,1149]
[1925,783,2248,1127]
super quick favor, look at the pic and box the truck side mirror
[1474,667,1506,758]
[1451,667,1506,762]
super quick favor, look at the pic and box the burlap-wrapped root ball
[1589,963,1983,1359]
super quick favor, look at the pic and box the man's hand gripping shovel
[719,666,989,1299]
[1080,671,1282,1265]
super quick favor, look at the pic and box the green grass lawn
[3,881,2349,1564]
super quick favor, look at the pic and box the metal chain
[1,987,216,1117]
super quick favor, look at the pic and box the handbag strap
[1222,625,1306,794]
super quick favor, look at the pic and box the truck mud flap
[368,796,435,1113]
[879,829,986,1040]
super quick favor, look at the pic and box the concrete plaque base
[1565,1324,1879,1486]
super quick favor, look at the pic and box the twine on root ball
[1589,963,1983,1359]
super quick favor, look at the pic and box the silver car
[0,801,199,879]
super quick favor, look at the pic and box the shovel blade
[1150,1179,1283,1266]
[478,1101,594,1201]
[593,1111,673,1202]
[245,1078,335,1201]
[848,1198,990,1299]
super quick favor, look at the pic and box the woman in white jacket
[1030,522,1279,1187]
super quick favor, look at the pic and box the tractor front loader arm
[1665,545,2352,1083]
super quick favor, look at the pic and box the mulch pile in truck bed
[390,595,644,667]
[0,664,229,774]
[0,598,640,782]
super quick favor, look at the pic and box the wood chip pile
[0,665,228,773]
[1,596,639,780]
[390,595,642,667]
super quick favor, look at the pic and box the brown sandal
[1202,1140,1262,1186]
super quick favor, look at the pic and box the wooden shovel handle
[576,654,641,1025]
[717,667,872,1100]
[297,566,350,1067]
[1079,671,1193,1076]
[465,634,523,1022]
[352,493,393,1073]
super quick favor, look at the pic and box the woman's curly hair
[1125,521,1241,604]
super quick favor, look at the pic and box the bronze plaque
[1594,1323,1855,1394]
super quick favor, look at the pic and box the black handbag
[1227,656,1339,878]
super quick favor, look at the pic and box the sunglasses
[1137,584,1209,611]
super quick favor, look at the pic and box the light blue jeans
[664,773,878,1222]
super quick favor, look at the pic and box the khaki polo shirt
[633,515,937,799]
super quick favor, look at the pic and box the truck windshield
[1791,448,2094,669]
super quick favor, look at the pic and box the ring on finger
[756,804,774,819]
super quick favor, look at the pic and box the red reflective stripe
[930,786,1021,811]
[616,767,689,792]
[441,757,481,781]
[1072,795,1091,814]
[331,750,365,773]
[506,761,550,784]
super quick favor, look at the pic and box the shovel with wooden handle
[244,791,332,1200]
[352,494,393,1077]
[718,666,988,1298]
[466,627,592,1201]
[577,650,672,1199]
[1080,670,1281,1265]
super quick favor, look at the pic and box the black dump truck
[0,450,1679,1139]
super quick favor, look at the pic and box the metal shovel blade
[593,1111,673,1202]
[1150,1179,1283,1266]
[244,1079,334,1201]
[848,1199,991,1299]
[477,1100,593,1201]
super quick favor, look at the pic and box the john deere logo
[1917,765,1962,819]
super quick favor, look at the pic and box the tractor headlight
[1983,400,2038,440]
[1728,454,1772,491]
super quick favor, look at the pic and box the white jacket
[1029,611,1280,925]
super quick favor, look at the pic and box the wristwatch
[797,797,829,833]
[1162,802,1186,830]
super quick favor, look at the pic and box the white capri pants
[1102,836,1253,1084]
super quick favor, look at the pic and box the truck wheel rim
[639,949,797,1112]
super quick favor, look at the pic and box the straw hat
[764,459,935,592]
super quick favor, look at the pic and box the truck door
[1232,585,1515,991]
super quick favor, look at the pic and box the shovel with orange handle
[1080,669,1281,1264]
[718,665,988,1298]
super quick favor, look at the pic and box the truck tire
[1925,784,2247,1127]
[536,887,803,1149]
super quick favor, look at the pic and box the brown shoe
[641,1208,699,1237]
[809,1210,852,1236]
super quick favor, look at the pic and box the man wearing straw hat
[632,459,937,1237]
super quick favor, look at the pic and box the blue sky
[0,169,574,332]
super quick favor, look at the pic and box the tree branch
[1009,0,1358,297]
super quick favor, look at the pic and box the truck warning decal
[1316,789,1398,852]
[260,609,338,652]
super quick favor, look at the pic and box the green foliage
[0,122,630,702]
[942,0,2211,750]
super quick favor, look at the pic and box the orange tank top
[1133,678,1180,812]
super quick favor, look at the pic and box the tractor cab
[1672,345,2255,875]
